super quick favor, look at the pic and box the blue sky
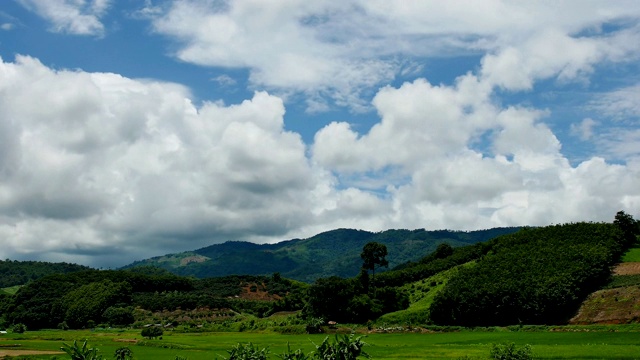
[0,0,639,268]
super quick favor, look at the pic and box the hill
[0,260,92,288]
[303,213,639,325]
[122,227,520,282]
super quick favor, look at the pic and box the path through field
[0,350,64,356]
[613,262,640,275]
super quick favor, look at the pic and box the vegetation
[141,326,164,339]
[124,227,521,282]
[430,221,637,326]
[489,342,533,360]
[113,346,134,360]
[0,260,91,288]
[223,342,270,360]
[61,339,104,360]
[0,212,638,345]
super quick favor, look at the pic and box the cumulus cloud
[17,0,111,36]
[2,2,640,267]
[0,55,323,266]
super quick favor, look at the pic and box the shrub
[276,342,310,360]
[114,346,133,360]
[60,339,104,360]
[141,326,164,339]
[222,342,269,360]
[489,342,533,360]
[313,334,370,360]
[11,323,27,333]
[306,317,324,334]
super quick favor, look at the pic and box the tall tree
[360,242,388,295]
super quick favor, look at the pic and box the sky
[0,1,640,268]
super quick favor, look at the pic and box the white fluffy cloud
[17,0,111,36]
[2,2,640,267]
[311,27,640,231]
[0,55,323,266]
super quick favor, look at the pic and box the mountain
[122,227,520,282]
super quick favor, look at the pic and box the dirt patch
[613,262,640,275]
[240,283,281,301]
[179,255,208,266]
[0,350,64,356]
[569,286,640,325]
[113,338,139,344]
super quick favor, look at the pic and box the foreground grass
[2,326,640,359]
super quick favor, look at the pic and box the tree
[614,210,639,247]
[360,242,388,294]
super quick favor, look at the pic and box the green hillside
[2,214,637,332]
[123,227,520,282]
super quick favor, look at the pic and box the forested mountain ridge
[0,214,637,331]
[122,227,520,282]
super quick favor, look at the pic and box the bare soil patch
[569,286,640,324]
[240,283,281,301]
[613,262,640,275]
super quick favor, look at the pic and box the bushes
[489,342,532,360]
[141,326,164,339]
[223,342,269,360]
[60,340,103,360]
[221,335,369,360]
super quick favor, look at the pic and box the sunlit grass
[622,246,640,262]
[3,327,640,359]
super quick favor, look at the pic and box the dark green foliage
[360,242,389,276]
[62,280,132,328]
[4,269,194,329]
[313,334,370,360]
[614,210,640,246]
[61,339,104,360]
[223,342,269,360]
[141,326,163,339]
[305,276,408,323]
[489,342,533,360]
[113,346,133,360]
[305,317,324,334]
[102,306,134,327]
[277,342,311,360]
[0,260,91,288]
[430,222,631,326]
[11,322,26,333]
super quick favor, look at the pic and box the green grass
[1,285,22,295]
[622,247,640,262]
[377,262,473,325]
[2,327,640,359]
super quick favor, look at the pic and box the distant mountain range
[122,227,521,282]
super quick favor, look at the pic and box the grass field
[0,285,22,295]
[622,246,640,262]
[2,327,640,359]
